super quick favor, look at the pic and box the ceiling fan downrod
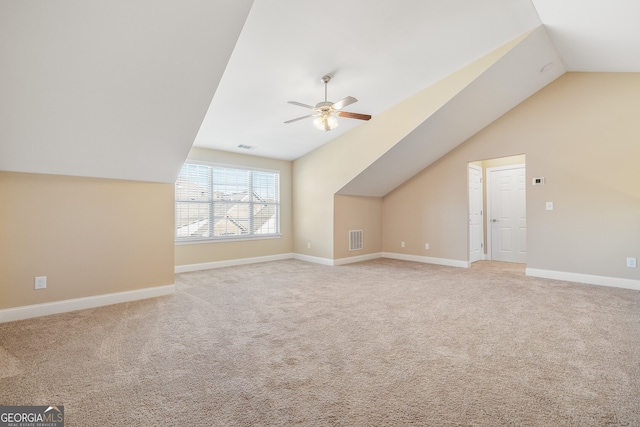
[321,75,331,103]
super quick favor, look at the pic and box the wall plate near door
[532,177,545,185]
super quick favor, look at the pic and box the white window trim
[175,161,281,243]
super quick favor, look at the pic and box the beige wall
[383,153,468,259]
[479,154,525,170]
[0,172,174,310]
[174,147,293,266]
[333,195,383,260]
[383,73,640,280]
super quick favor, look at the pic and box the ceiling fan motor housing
[315,101,333,112]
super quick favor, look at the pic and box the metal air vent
[349,230,363,251]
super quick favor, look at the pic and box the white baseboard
[526,268,640,291]
[176,251,468,270]
[382,252,470,268]
[175,253,294,273]
[334,252,383,266]
[0,284,176,324]
[175,251,474,271]
[291,253,335,266]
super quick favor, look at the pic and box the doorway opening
[468,154,526,264]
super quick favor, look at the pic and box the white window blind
[175,163,280,242]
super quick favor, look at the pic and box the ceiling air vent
[349,230,363,251]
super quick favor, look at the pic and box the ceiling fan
[284,75,372,131]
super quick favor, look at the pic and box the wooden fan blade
[338,111,372,121]
[284,114,315,124]
[332,96,358,110]
[287,101,315,109]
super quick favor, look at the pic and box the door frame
[468,164,484,263]
[485,164,525,261]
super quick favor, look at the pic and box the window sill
[175,234,282,246]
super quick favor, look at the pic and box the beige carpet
[1,259,639,426]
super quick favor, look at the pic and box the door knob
[492,219,499,223]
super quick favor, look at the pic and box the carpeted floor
[1,259,639,426]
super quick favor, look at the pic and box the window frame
[174,161,281,244]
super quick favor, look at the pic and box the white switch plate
[35,276,47,289]
[546,202,553,211]
[425,243,429,250]
[627,258,637,268]
[401,241,405,248]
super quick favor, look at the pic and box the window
[175,162,280,242]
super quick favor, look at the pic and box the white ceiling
[1,1,638,187]
[194,0,640,161]
[532,0,640,72]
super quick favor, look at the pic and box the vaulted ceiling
[194,0,640,162]
[1,1,638,187]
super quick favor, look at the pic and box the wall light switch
[627,258,637,268]
[425,243,429,250]
[546,202,553,211]
[401,241,405,248]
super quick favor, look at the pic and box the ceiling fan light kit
[285,74,371,131]
[314,114,338,131]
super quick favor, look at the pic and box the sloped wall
[292,35,527,262]
[0,1,253,183]
[382,73,640,281]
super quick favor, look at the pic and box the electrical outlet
[401,241,405,248]
[627,257,637,268]
[425,243,430,250]
[35,276,47,290]
[546,202,554,211]
[307,242,311,249]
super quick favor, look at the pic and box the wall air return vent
[349,230,363,251]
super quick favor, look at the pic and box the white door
[488,165,526,263]
[468,164,484,263]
